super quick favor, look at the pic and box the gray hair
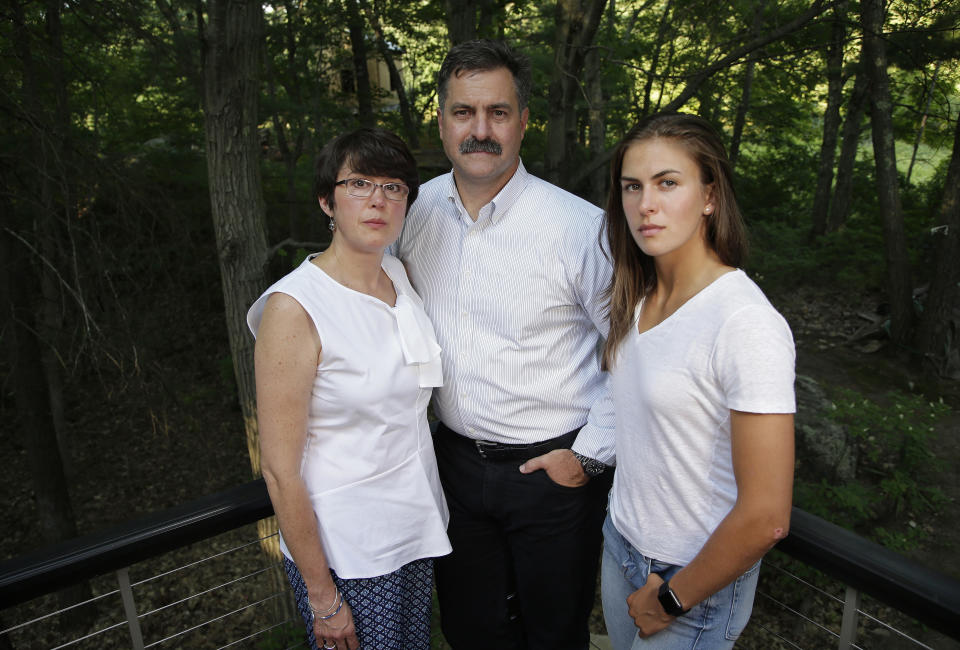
[438,39,532,111]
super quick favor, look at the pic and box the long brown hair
[602,113,748,370]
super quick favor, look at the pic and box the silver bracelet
[315,590,344,620]
[309,588,342,618]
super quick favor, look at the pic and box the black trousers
[434,423,612,650]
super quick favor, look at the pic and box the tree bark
[200,0,269,477]
[6,0,86,580]
[861,0,913,344]
[445,0,479,45]
[914,114,960,376]
[545,0,608,187]
[585,44,606,206]
[728,0,764,170]
[728,52,757,170]
[906,61,939,186]
[810,2,847,237]
[828,69,868,232]
[200,0,290,621]
[345,0,374,126]
[359,0,420,147]
[640,0,673,116]
[0,230,79,548]
[265,2,308,240]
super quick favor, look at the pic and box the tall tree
[545,0,608,187]
[728,1,765,170]
[914,113,960,377]
[828,68,869,232]
[359,0,420,147]
[445,0,480,44]
[264,1,311,241]
[809,1,847,237]
[861,0,913,344]
[198,0,270,473]
[345,0,375,126]
[3,0,93,629]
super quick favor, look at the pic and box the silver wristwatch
[571,451,607,477]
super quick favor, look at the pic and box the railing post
[838,585,861,649]
[116,567,145,650]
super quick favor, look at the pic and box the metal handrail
[0,480,272,609]
[1,480,958,639]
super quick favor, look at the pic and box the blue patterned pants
[283,556,434,649]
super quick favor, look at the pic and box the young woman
[247,128,450,650]
[600,113,796,649]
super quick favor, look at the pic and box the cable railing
[1,480,958,649]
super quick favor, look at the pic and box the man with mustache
[393,40,614,650]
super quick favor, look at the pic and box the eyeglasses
[335,178,410,201]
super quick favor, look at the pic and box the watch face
[658,583,685,616]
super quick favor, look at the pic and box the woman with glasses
[247,128,450,650]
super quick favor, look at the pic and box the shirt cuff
[571,421,616,466]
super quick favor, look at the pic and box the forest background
[1,0,959,647]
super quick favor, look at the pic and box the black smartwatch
[571,451,607,477]
[657,581,690,617]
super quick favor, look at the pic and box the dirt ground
[1,285,958,648]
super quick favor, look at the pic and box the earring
[328,219,336,232]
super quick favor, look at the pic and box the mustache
[459,137,502,155]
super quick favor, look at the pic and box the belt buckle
[475,439,496,459]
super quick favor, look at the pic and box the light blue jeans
[600,514,760,650]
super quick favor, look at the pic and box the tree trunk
[200,0,289,621]
[0,225,91,633]
[728,52,757,170]
[359,0,420,147]
[264,6,308,240]
[810,2,847,237]
[728,1,764,170]
[914,114,960,376]
[7,8,91,627]
[345,0,374,126]
[200,0,269,477]
[906,61,939,186]
[585,44,606,206]
[545,0,608,187]
[0,230,79,548]
[445,0,479,45]
[641,0,673,116]
[828,69,868,232]
[861,0,913,344]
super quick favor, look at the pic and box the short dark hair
[314,127,420,215]
[438,39,531,111]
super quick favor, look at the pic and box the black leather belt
[437,422,581,462]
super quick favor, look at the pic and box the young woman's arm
[627,410,795,637]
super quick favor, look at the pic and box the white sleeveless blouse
[247,254,450,578]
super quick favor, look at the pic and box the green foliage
[255,621,305,649]
[794,387,951,548]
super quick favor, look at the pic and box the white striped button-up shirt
[394,161,615,464]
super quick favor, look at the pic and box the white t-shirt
[247,254,451,578]
[609,269,795,566]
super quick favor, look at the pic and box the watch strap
[571,451,607,477]
[657,580,690,616]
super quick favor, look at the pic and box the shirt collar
[444,159,530,225]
